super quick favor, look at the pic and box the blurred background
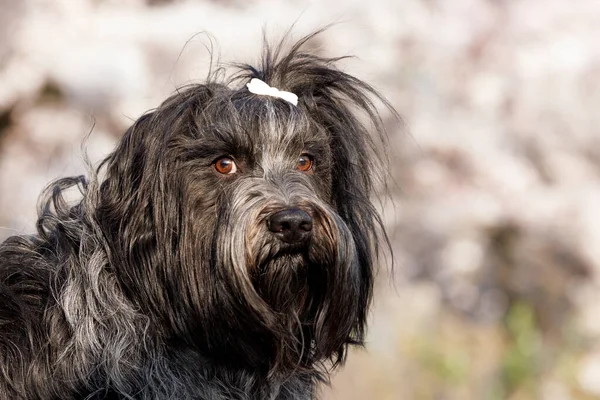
[1,0,599,399]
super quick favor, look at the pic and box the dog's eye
[297,154,313,172]
[214,157,237,175]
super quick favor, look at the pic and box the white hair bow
[246,78,298,106]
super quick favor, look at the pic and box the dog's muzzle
[267,208,312,244]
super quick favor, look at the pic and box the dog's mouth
[253,252,311,311]
[255,252,307,279]
[275,240,311,255]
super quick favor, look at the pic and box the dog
[0,32,393,399]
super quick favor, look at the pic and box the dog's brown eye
[297,154,313,172]
[215,157,237,175]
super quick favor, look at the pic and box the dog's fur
[0,32,392,399]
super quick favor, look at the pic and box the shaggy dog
[0,32,393,399]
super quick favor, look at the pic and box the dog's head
[95,33,392,376]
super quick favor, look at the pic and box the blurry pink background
[1,1,600,399]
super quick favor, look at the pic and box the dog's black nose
[268,209,313,244]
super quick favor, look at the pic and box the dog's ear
[94,85,217,316]
[98,84,218,205]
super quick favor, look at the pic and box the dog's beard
[255,253,309,316]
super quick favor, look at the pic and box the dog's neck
[147,345,319,400]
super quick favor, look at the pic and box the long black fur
[0,32,393,399]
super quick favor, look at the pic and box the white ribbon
[246,78,298,106]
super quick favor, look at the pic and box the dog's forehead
[256,102,306,144]
[217,93,320,155]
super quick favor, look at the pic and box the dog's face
[95,41,388,374]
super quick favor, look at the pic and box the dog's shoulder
[0,234,57,397]
[0,234,55,312]
[0,234,55,334]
